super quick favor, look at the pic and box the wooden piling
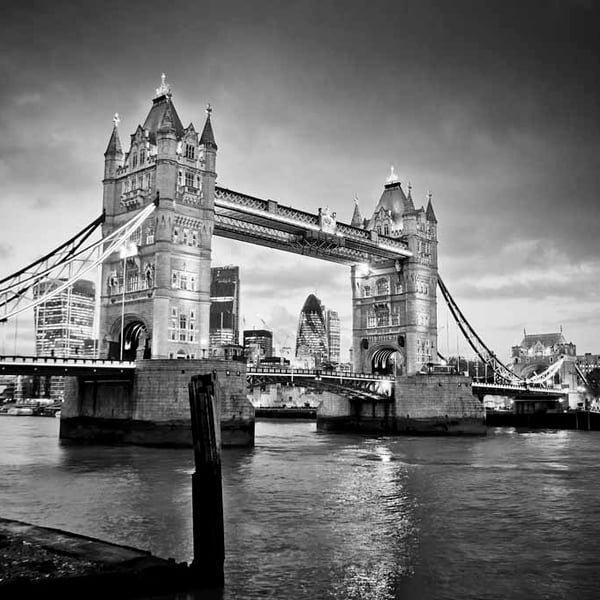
[188,374,224,586]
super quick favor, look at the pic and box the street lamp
[119,242,138,361]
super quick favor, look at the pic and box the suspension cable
[437,275,523,383]
[0,203,156,323]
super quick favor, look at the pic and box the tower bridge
[0,75,583,444]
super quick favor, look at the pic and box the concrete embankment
[0,518,213,599]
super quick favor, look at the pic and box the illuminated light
[356,263,370,277]
[120,241,138,259]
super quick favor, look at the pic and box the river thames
[1,417,598,599]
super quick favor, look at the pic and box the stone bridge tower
[100,75,217,360]
[351,169,438,375]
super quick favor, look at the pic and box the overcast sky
[1,0,599,361]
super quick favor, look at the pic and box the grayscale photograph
[0,1,598,599]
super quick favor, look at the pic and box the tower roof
[104,117,123,156]
[142,94,185,143]
[426,192,437,223]
[351,195,363,228]
[200,105,218,149]
[519,332,567,349]
[368,168,415,229]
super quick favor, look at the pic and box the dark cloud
[1,0,599,354]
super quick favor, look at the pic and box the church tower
[99,75,217,360]
[351,168,438,375]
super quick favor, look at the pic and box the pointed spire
[104,113,123,156]
[351,194,363,228]
[158,99,176,134]
[406,180,415,211]
[154,73,171,99]
[425,190,437,223]
[200,103,218,150]
[386,165,399,184]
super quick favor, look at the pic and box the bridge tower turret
[98,75,216,361]
[351,169,438,376]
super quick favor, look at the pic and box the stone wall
[317,374,485,435]
[60,359,254,446]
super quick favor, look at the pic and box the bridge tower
[351,170,438,375]
[100,75,217,360]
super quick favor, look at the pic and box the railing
[247,366,394,382]
[0,356,136,367]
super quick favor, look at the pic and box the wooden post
[188,374,224,586]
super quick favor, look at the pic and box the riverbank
[485,409,600,430]
[0,518,212,599]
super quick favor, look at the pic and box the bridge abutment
[317,374,485,434]
[60,359,254,447]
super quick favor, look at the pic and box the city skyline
[1,1,599,361]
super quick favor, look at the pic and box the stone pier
[317,374,485,435]
[60,359,254,447]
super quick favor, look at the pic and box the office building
[209,265,240,349]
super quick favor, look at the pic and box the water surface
[1,417,598,599]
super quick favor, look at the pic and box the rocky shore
[0,518,202,599]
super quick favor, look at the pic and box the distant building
[209,266,240,349]
[576,353,600,376]
[325,309,340,365]
[511,329,581,408]
[243,329,273,363]
[33,278,97,401]
[33,279,96,358]
[511,331,576,374]
[295,294,328,368]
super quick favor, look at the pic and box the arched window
[179,314,187,341]
[376,307,389,327]
[185,144,195,160]
[363,285,371,297]
[376,278,389,295]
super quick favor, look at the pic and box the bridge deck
[0,356,136,378]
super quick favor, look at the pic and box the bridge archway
[108,316,150,361]
[517,361,562,385]
[369,345,404,376]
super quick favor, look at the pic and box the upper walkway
[214,186,412,265]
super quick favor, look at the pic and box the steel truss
[0,202,157,323]
[214,186,412,265]
[247,373,392,402]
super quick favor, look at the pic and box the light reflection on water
[1,418,599,599]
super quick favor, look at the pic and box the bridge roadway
[472,381,567,398]
[0,358,565,399]
[246,366,395,402]
[0,356,135,378]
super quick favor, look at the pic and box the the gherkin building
[295,294,328,364]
